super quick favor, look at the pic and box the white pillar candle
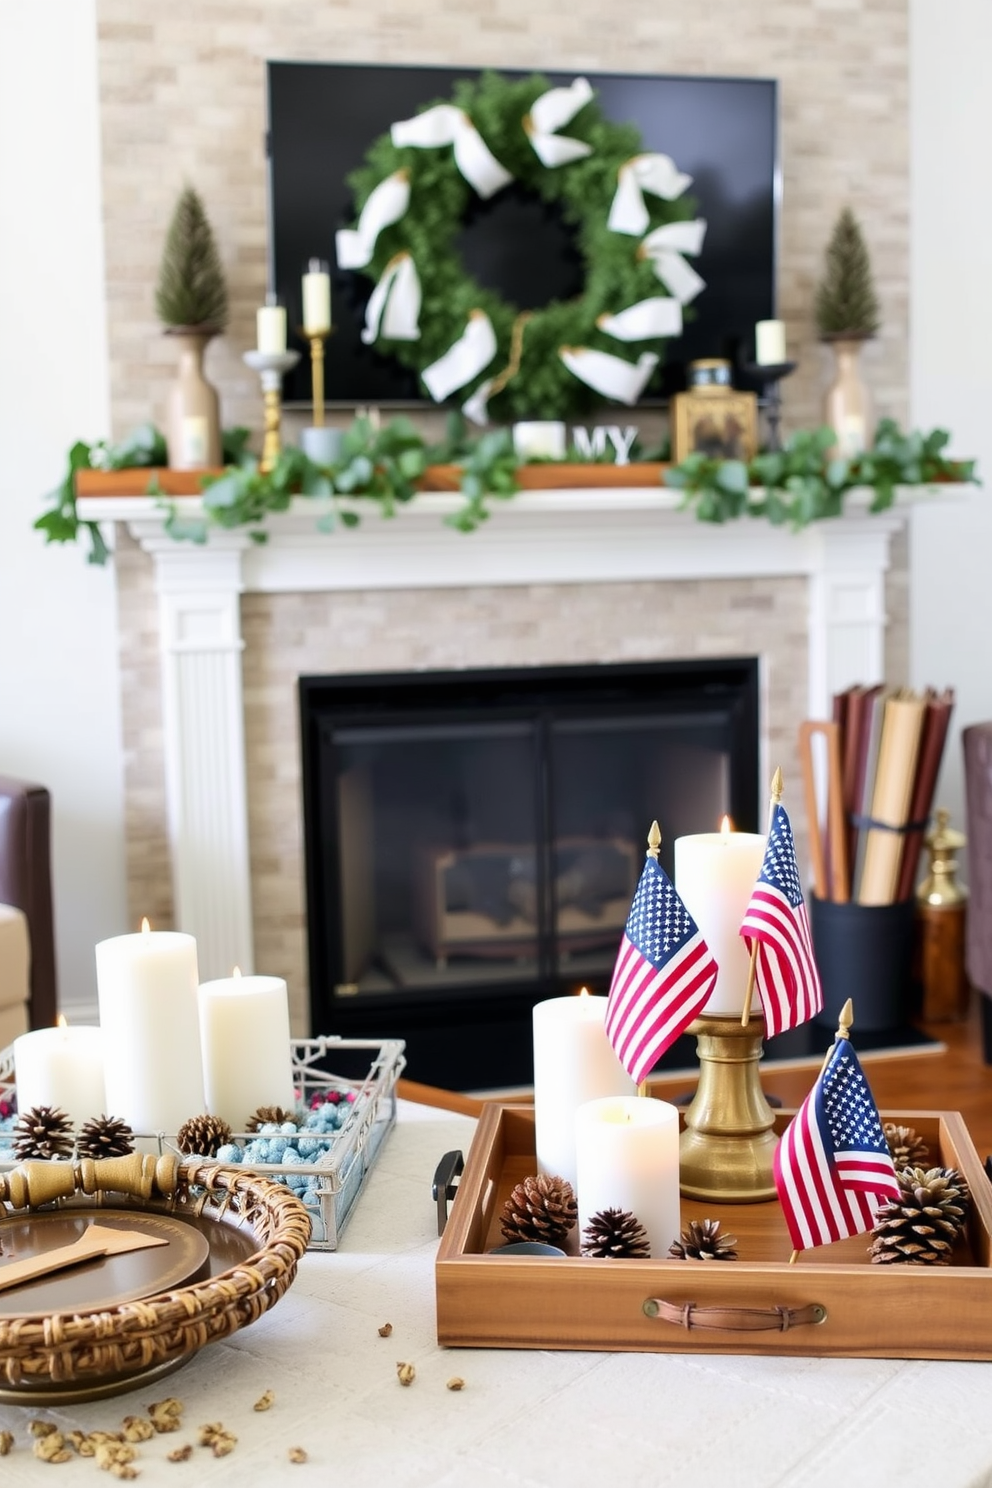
[674,826,766,1016]
[198,973,296,1129]
[95,925,205,1133]
[575,1095,680,1257]
[512,421,567,461]
[755,318,786,366]
[256,302,287,355]
[533,993,635,1191]
[302,261,332,336]
[13,1022,106,1130]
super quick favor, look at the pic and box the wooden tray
[436,1103,992,1359]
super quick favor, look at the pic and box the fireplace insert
[299,659,759,1088]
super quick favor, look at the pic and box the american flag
[605,855,719,1085]
[774,1036,901,1251]
[739,802,823,1035]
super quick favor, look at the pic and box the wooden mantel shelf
[74,463,670,499]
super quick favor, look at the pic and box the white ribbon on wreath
[335,169,411,270]
[360,252,422,345]
[559,347,659,404]
[608,153,693,236]
[639,219,708,304]
[422,309,498,403]
[391,106,512,199]
[597,296,683,342]
[523,77,594,167]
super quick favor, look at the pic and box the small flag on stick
[774,1011,900,1254]
[740,799,823,1036]
[605,823,719,1085]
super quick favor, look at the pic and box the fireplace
[300,658,759,1087]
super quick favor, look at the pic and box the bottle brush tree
[814,207,881,340]
[155,185,229,333]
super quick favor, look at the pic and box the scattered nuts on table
[0,1429,13,1455]
[378,1322,393,1337]
[148,1399,184,1434]
[396,1362,416,1385]
[446,1377,466,1391]
[288,1447,309,1464]
[33,1432,72,1464]
[166,1445,193,1463]
[121,1417,155,1443]
[253,1390,275,1412]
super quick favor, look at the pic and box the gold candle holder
[308,333,327,427]
[677,1012,778,1203]
[242,349,301,474]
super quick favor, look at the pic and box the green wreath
[338,71,700,424]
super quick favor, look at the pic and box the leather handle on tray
[432,1150,464,1237]
[643,1298,827,1332]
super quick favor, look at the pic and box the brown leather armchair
[962,723,992,1063]
[0,774,58,1030]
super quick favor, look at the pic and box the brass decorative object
[243,349,301,473]
[677,1012,779,1203]
[916,807,970,1021]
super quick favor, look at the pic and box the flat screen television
[266,62,779,410]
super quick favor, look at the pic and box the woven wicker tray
[436,1103,992,1360]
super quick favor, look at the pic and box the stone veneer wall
[99,0,911,1030]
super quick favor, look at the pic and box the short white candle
[198,971,296,1129]
[95,922,205,1133]
[513,421,567,461]
[674,824,766,1016]
[13,1021,106,1130]
[533,992,635,1191]
[755,319,786,366]
[302,262,332,336]
[575,1095,680,1257]
[256,302,287,355]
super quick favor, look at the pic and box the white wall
[909,0,992,848]
[0,0,127,1010]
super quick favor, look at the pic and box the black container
[809,896,917,1033]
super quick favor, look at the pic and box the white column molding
[149,542,254,981]
[804,517,902,719]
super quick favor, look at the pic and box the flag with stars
[739,802,822,1036]
[774,1036,901,1251]
[605,855,719,1084]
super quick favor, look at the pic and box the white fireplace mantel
[79,484,920,982]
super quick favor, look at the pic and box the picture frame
[671,388,759,463]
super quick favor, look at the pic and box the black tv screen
[266,62,779,410]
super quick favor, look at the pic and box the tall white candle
[95,924,205,1133]
[256,302,287,355]
[533,993,635,1191]
[198,972,296,1129]
[575,1095,680,1257]
[755,318,786,366]
[13,1022,106,1130]
[302,261,332,336]
[674,826,766,1015]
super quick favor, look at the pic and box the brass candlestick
[243,349,301,473]
[678,1012,778,1202]
[308,333,327,426]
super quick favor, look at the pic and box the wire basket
[0,1035,406,1251]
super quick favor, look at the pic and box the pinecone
[869,1166,972,1266]
[12,1105,74,1161]
[176,1113,233,1157]
[76,1114,136,1160]
[499,1174,577,1246]
[668,1218,739,1261]
[883,1123,930,1174]
[245,1105,295,1133]
[581,1208,650,1259]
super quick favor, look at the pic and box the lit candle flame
[233,966,242,979]
[720,815,733,841]
[56,1013,68,1030]
[578,986,589,998]
[141,917,151,934]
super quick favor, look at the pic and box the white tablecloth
[2,1101,991,1487]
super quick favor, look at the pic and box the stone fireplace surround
[78,484,909,1034]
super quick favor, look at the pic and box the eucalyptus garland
[340,71,695,423]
